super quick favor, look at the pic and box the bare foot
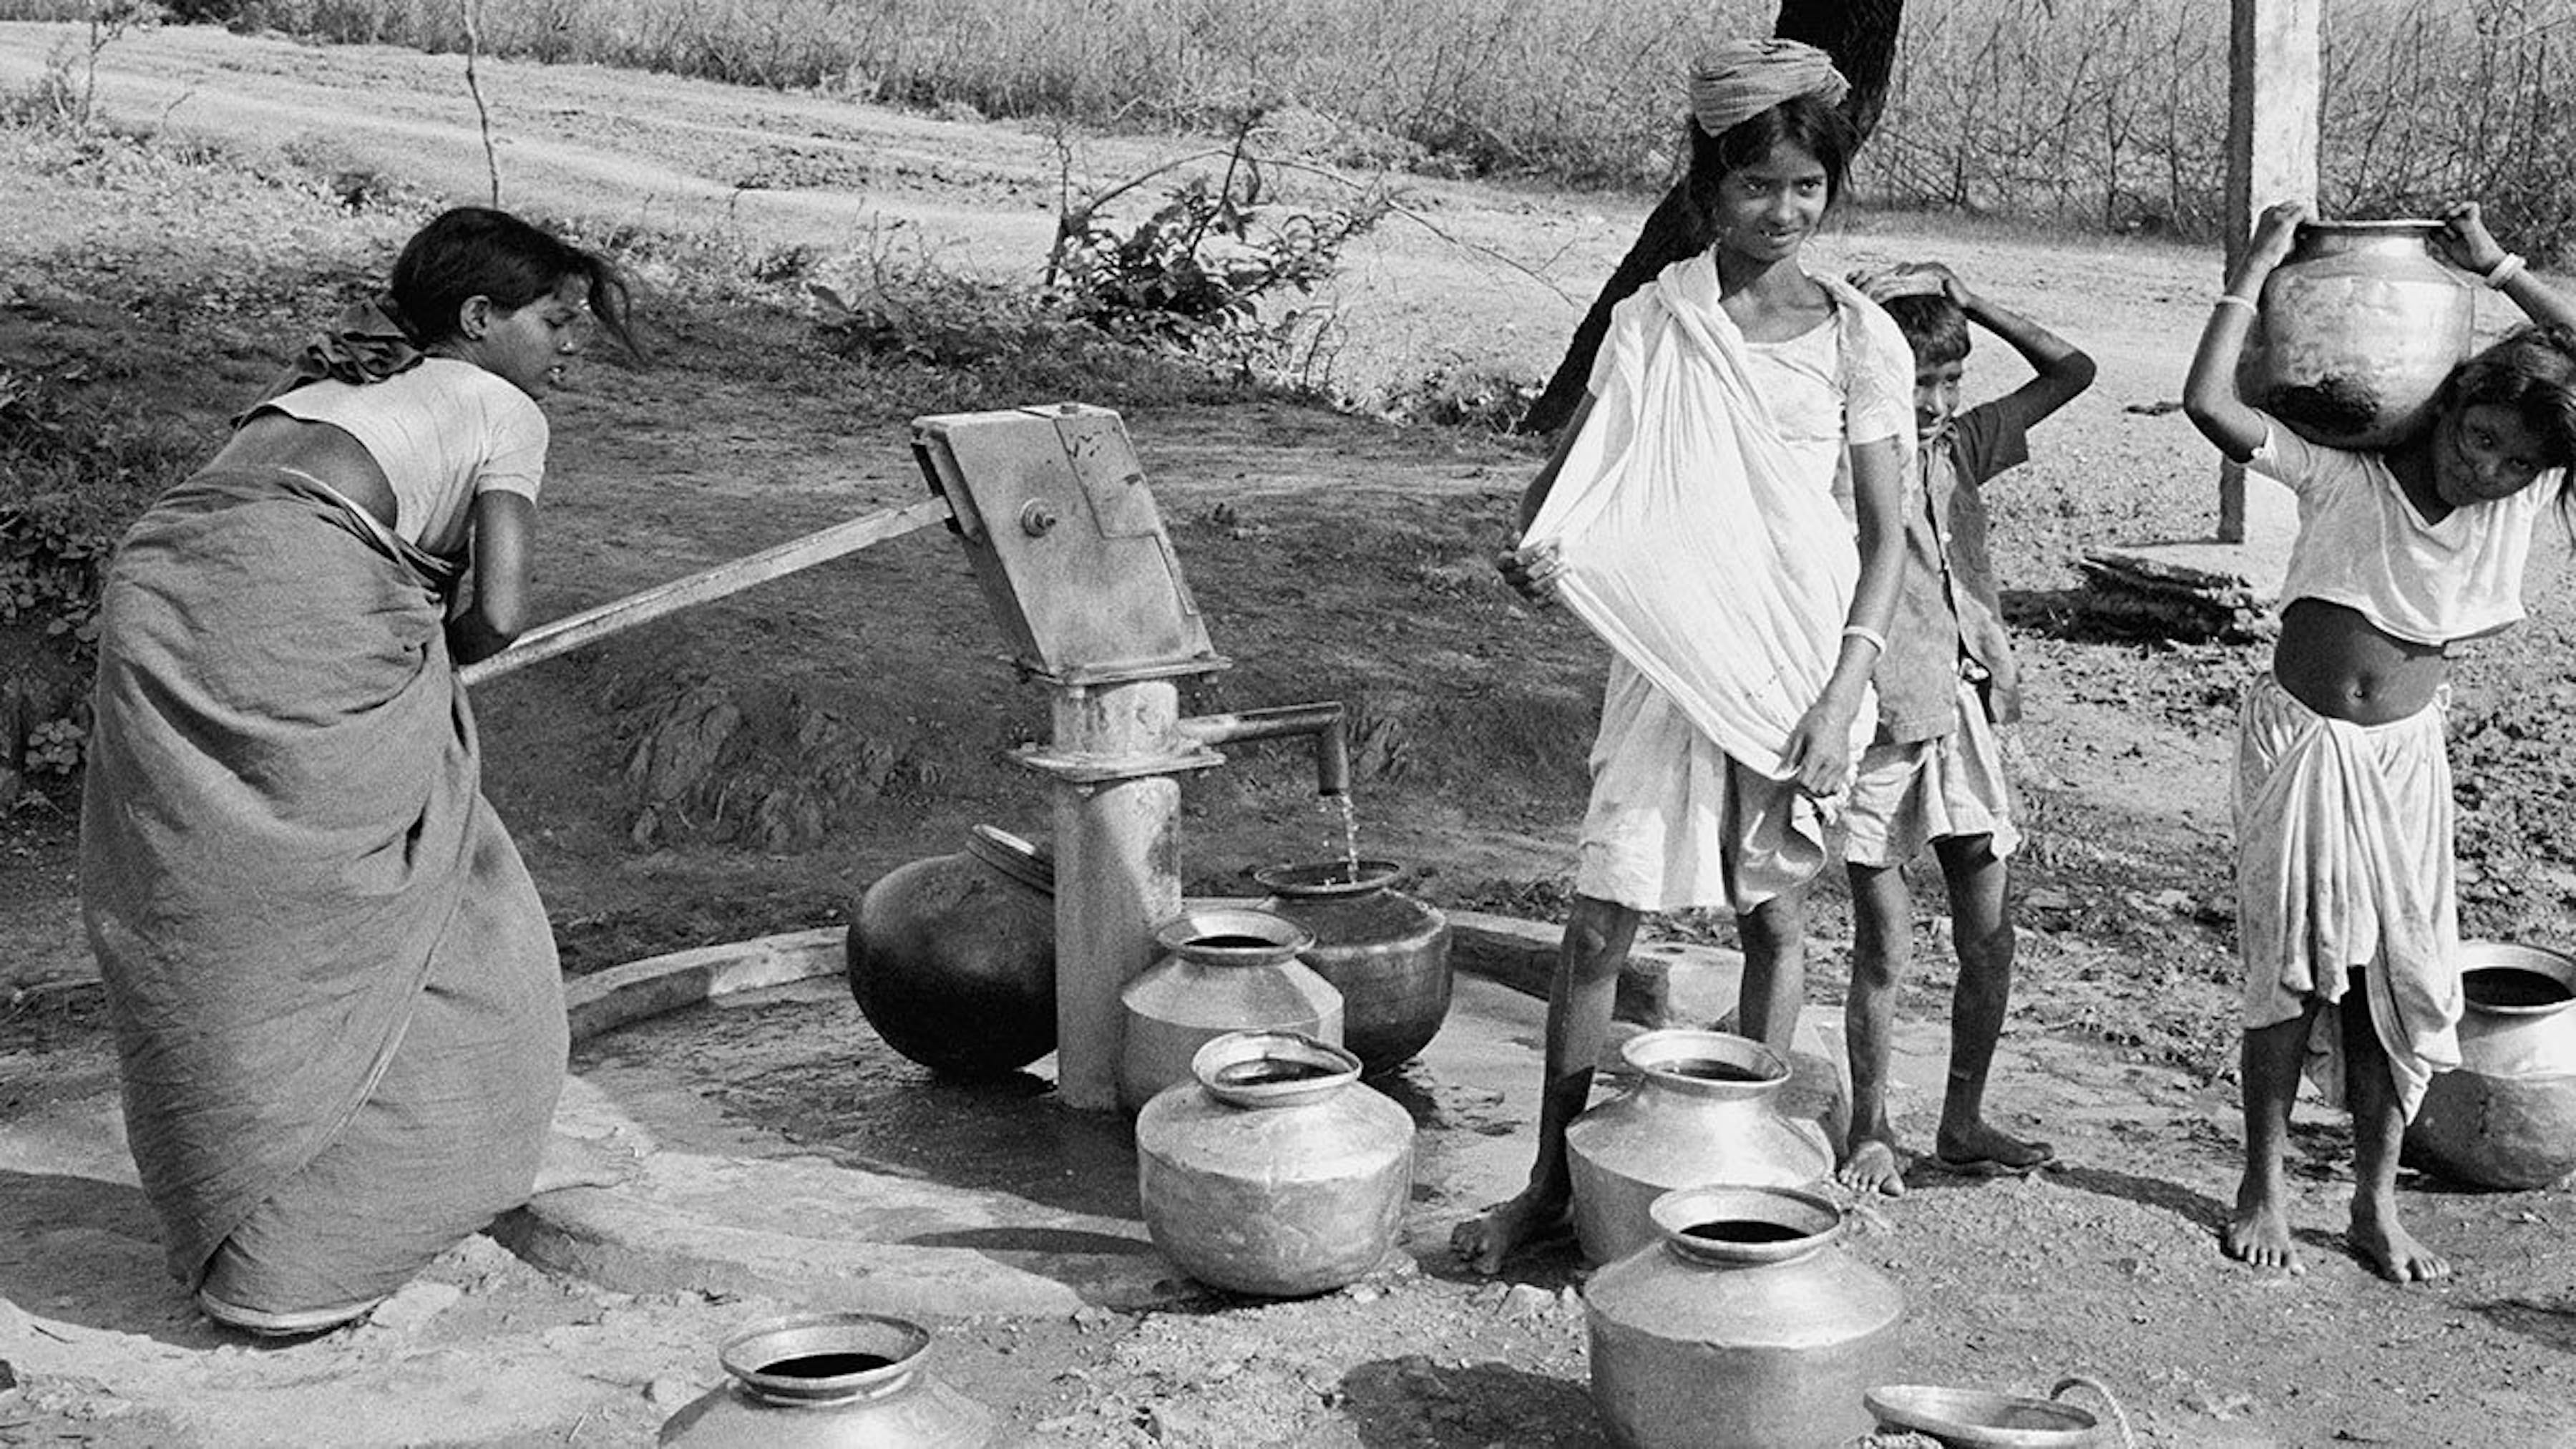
[2222,1174,2305,1274]
[1837,1134,1908,1197]
[530,1129,645,1196]
[1449,1189,1570,1276]
[1931,1118,2054,1176]
[2350,1201,2449,1284]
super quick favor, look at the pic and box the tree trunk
[1517,0,1906,435]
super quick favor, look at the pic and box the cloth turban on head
[1689,38,1850,139]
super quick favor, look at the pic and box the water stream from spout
[1330,794,1362,882]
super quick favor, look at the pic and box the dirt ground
[4,21,2576,1448]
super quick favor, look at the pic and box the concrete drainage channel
[498,910,1823,1319]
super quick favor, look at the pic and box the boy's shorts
[1841,675,2021,869]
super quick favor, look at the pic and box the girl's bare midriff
[207,411,402,533]
[2272,597,2448,726]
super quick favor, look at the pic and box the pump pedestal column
[1044,680,1184,1110]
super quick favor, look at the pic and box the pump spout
[1174,701,1350,797]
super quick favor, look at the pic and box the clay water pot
[1134,1030,1416,1296]
[1117,907,1343,1113]
[847,825,1055,1076]
[1564,1029,1835,1265]
[2405,941,2576,1190]
[1252,858,1452,1074]
[658,1312,995,1448]
[1584,1184,1903,1449]
[2238,219,2477,449]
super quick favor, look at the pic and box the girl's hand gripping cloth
[1525,256,1915,780]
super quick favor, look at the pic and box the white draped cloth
[2235,672,2462,1120]
[1528,255,1913,779]
[1526,255,1913,910]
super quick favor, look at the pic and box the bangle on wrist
[1840,625,1887,654]
[2484,253,2527,290]
[2212,293,2258,315]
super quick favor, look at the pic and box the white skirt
[1575,658,1828,916]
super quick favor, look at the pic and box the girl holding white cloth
[1457,39,1911,1273]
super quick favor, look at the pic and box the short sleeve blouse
[260,358,548,557]
[2253,417,2554,645]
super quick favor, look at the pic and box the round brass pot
[2238,219,2476,449]
[1564,1029,1835,1264]
[1117,907,1342,1113]
[847,825,1055,1076]
[1134,1031,1415,1296]
[658,1312,995,1448]
[2406,940,2576,1190]
[1254,858,1452,1074]
[1584,1184,1903,1449]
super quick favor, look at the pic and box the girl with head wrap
[1458,39,1913,1273]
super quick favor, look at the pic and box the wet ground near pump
[506,958,1631,1318]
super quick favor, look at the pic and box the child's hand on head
[1850,262,1961,306]
[2434,202,2508,275]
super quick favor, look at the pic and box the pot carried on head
[2405,941,2576,1190]
[2238,219,2477,450]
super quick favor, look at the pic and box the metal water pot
[1118,907,1343,1112]
[1134,1030,1416,1295]
[658,1312,995,1448]
[1252,858,1452,1074]
[847,825,1055,1076]
[2405,941,2576,1189]
[1584,1184,1903,1449]
[1564,1029,1835,1264]
[2238,219,2477,449]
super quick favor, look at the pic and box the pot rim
[1152,907,1317,962]
[1250,857,1405,898]
[716,1310,930,1403]
[966,823,1056,892]
[1619,1028,1790,1099]
[2298,217,2444,233]
[1191,1029,1362,1106]
[2459,940,2576,1018]
[1863,1384,2102,1446]
[1648,1182,1843,1267]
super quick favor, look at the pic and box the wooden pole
[2220,0,2321,542]
[457,497,952,687]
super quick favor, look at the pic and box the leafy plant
[1382,354,1543,431]
[1047,125,1389,364]
[0,494,112,654]
[24,713,87,775]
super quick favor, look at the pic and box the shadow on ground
[1340,1354,1606,1448]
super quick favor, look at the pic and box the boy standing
[1835,263,2094,1196]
